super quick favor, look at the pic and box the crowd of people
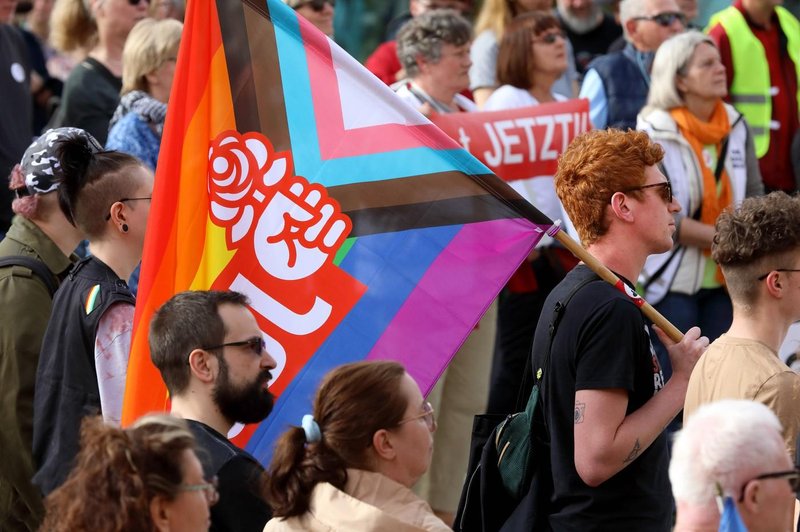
[2,0,800,531]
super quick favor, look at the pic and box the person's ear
[188,349,217,384]
[150,495,171,532]
[624,18,638,39]
[609,191,634,222]
[371,429,397,461]
[416,54,430,75]
[107,201,126,226]
[739,480,761,514]
[145,70,159,91]
[675,74,688,94]
[764,272,784,299]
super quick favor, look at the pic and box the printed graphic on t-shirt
[644,325,665,393]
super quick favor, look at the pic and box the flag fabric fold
[122,0,555,463]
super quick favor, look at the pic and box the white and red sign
[430,99,590,181]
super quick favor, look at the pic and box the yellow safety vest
[708,6,800,157]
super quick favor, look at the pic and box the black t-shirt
[48,57,120,145]
[560,14,623,76]
[187,420,272,532]
[0,24,33,235]
[532,265,670,531]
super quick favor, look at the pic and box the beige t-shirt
[684,334,800,459]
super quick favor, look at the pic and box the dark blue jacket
[588,43,651,130]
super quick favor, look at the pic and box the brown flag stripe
[331,171,554,236]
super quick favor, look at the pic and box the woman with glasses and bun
[40,414,216,532]
[31,134,154,497]
[48,0,149,144]
[637,30,764,390]
[264,360,448,532]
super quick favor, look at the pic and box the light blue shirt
[579,68,607,130]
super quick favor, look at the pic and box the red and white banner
[430,98,590,181]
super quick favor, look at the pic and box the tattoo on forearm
[623,439,642,464]
[574,401,586,424]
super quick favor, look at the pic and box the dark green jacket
[0,215,74,531]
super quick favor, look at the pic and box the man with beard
[149,290,277,531]
[556,0,622,78]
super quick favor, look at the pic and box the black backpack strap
[0,255,59,297]
[537,272,600,387]
[515,271,600,411]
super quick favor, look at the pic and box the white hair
[619,0,651,39]
[643,30,715,115]
[670,400,786,505]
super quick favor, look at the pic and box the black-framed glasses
[397,401,437,432]
[535,30,566,45]
[104,197,152,221]
[738,468,800,501]
[179,476,219,506]
[204,336,266,357]
[756,268,800,281]
[633,11,687,27]
[294,0,334,12]
[619,181,673,204]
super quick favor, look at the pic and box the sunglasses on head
[634,11,687,27]
[294,0,334,12]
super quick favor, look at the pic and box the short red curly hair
[555,129,664,245]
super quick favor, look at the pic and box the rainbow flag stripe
[84,285,101,315]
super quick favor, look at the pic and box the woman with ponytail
[264,360,449,532]
[31,134,154,497]
[41,414,215,532]
[0,127,99,529]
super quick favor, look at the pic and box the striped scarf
[109,90,167,137]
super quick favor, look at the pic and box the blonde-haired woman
[49,0,149,144]
[637,30,763,384]
[470,0,575,107]
[107,17,182,170]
